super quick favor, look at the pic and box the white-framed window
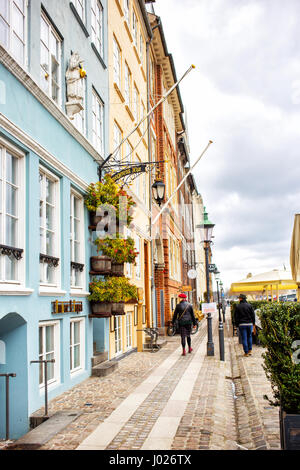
[132,8,137,48]
[92,90,104,154]
[125,227,132,277]
[126,312,132,349]
[70,190,85,289]
[73,0,85,23]
[124,140,133,165]
[139,32,144,63]
[135,235,141,280]
[124,0,130,25]
[39,167,60,286]
[73,77,86,135]
[113,122,122,162]
[113,36,121,88]
[0,141,25,283]
[40,12,62,105]
[70,317,85,373]
[0,0,26,66]
[39,320,60,388]
[91,0,103,57]
[133,85,139,122]
[114,315,122,355]
[141,101,146,135]
[124,62,131,107]
[134,155,140,198]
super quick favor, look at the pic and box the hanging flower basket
[90,301,112,316]
[111,262,125,276]
[111,302,125,315]
[90,256,112,274]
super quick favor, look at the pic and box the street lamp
[199,207,215,356]
[152,171,166,207]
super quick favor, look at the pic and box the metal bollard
[30,359,55,416]
[0,373,16,440]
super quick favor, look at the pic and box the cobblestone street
[1,310,281,451]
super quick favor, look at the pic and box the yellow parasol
[290,214,300,299]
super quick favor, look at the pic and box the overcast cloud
[153,0,300,289]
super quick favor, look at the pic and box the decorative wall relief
[65,52,86,119]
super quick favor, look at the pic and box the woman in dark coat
[172,293,197,356]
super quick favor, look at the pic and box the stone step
[91,359,118,377]
[91,351,108,367]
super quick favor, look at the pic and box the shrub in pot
[94,234,138,276]
[88,277,138,313]
[258,302,300,449]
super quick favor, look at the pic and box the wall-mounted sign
[180,285,192,291]
[208,264,216,273]
[52,300,83,314]
[111,164,146,182]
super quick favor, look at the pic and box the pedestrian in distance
[172,293,197,356]
[234,294,255,357]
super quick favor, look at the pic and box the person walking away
[172,293,197,356]
[235,294,255,356]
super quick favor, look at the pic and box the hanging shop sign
[208,264,216,273]
[180,285,193,291]
[52,300,83,314]
[111,164,146,182]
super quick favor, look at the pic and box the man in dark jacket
[235,294,255,356]
[172,293,197,356]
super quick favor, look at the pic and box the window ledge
[91,43,106,69]
[124,20,133,42]
[125,104,135,122]
[133,45,141,64]
[69,2,89,37]
[70,289,90,297]
[39,287,67,297]
[0,285,34,296]
[115,0,124,17]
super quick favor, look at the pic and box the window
[113,37,121,88]
[125,227,132,277]
[141,101,146,135]
[139,33,144,63]
[135,155,141,198]
[70,318,85,373]
[73,78,86,135]
[0,0,26,65]
[92,90,104,154]
[70,191,84,288]
[124,0,129,24]
[135,235,141,279]
[40,13,61,104]
[126,312,132,349]
[91,0,103,57]
[39,321,60,387]
[0,144,24,282]
[133,85,139,122]
[39,168,60,285]
[73,0,85,22]
[114,315,122,355]
[113,122,122,162]
[132,9,137,48]
[124,63,131,107]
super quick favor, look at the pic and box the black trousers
[180,324,192,348]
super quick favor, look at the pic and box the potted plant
[90,255,112,274]
[85,174,136,228]
[258,302,300,450]
[94,235,138,276]
[88,277,138,316]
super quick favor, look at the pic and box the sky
[152,0,300,290]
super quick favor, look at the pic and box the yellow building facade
[107,0,152,359]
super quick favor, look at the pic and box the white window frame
[70,317,85,374]
[113,122,122,162]
[0,0,27,67]
[114,315,122,355]
[125,227,132,278]
[113,37,121,89]
[132,8,138,48]
[92,90,104,155]
[38,320,60,390]
[39,166,61,288]
[124,62,131,107]
[139,32,144,63]
[135,235,141,280]
[124,0,130,25]
[72,0,85,23]
[91,0,103,57]
[126,312,132,350]
[40,11,62,106]
[73,77,86,136]
[70,189,85,290]
[133,84,139,122]
[0,138,25,286]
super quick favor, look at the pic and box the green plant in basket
[94,235,138,264]
[88,277,138,303]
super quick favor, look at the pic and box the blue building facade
[0,0,109,439]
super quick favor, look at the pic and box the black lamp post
[152,172,165,207]
[199,207,215,356]
[214,270,225,361]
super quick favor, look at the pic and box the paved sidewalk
[1,310,280,451]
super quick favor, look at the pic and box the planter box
[111,262,125,276]
[111,302,125,315]
[280,407,300,450]
[91,255,111,273]
[90,302,112,317]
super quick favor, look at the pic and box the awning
[230,269,297,296]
